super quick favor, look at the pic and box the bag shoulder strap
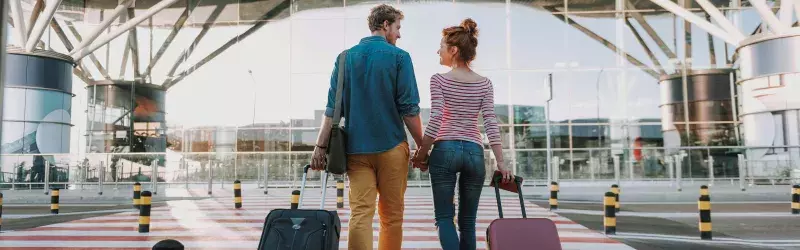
[333,51,348,125]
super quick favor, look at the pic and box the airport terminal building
[2,0,799,187]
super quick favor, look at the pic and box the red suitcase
[486,171,562,250]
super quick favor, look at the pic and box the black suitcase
[257,165,342,250]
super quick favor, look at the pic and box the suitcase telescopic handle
[299,164,329,210]
[493,175,526,219]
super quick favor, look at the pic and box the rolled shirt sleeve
[395,52,420,116]
[324,54,341,118]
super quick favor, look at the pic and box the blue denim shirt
[325,36,420,154]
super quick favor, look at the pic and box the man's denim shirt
[324,36,420,154]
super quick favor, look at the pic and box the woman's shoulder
[435,72,490,84]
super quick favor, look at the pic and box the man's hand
[311,146,327,171]
[411,150,428,171]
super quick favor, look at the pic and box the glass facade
[3,0,796,188]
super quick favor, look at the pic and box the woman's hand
[496,160,512,184]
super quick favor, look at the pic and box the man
[310,4,424,250]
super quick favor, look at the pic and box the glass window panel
[3,88,26,120]
[508,71,549,124]
[293,0,345,18]
[263,129,292,152]
[1,122,25,154]
[571,125,611,148]
[291,128,320,152]
[510,3,568,69]
[237,128,266,152]
[565,14,619,70]
[515,151,547,181]
[625,69,663,121]
[240,0,291,22]
[25,90,65,121]
[514,125,570,149]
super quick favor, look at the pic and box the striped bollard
[336,179,344,209]
[699,185,712,240]
[234,180,242,209]
[549,182,559,210]
[0,192,4,231]
[603,191,616,235]
[133,182,142,209]
[792,185,799,215]
[291,190,300,209]
[50,188,59,214]
[139,191,152,233]
[611,184,620,213]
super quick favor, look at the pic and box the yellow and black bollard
[50,188,59,214]
[234,180,242,209]
[336,179,344,209]
[133,182,142,209]
[699,185,712,240]
[1,192,4,231]
[604,191,616,235]
[549,182,559,210]
[791,185,798,215]
[139,191,152,233]
[291,190,300,209]
[611,184,620,213]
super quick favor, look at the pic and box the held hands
[411,149,429,172]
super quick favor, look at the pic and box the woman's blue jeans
[428,140,486,250]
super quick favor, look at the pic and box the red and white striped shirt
[424,73,502,147]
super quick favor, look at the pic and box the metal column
[738,154,746,191]
[264,158,269,194]
[545,74,553,185]
[708,156,715,186]
[0,0,7,184]
[44,160,51,194]
[613,155,621,184]
[98,161,105,195]
[674,155,683,191]
[151,160,158,195]
[207,159,213,195]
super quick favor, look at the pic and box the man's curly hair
[368,4,404,32]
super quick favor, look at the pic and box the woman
[412,18,512,250]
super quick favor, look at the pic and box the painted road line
[554,209,800,218]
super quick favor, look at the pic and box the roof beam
[779,0,794,25]
[10,0,28,46]
[694,0,746,41]
[26,0,44,37]
[647,0,741,45]
[705,14,717,67]
[60,20,111,80]
[626,1,677,60]
[166,4,226,78]
[749,0,789,34]
[72,0,180,61]
[26,0,61,52]
[144,2,197,77]
[69,0,134,59]
[625,18,667,75]
[547,8,660,79]
[127,8,142,80]
[163,0,291,89]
